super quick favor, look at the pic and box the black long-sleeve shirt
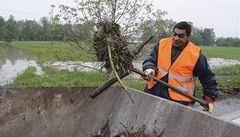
[143,42,218,101]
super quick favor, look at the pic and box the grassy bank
[6,67,146,91]
[7,64,240,98]
[214,64,240,89]
[194,64,240,98]
[7,67,106,87]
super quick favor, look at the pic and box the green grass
[0,46,4,55]
[0,42,7,57]
[200,46,240,59]
[227,76,240,88]
[213,64,240,76]
[7,67,106,87]
[3,42,240,62]
[123,80,146,91]
[10,41,96,64]
[7,66,146,91]
[213,64,240,89]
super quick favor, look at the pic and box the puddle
[44,58,240,72]
[43,61,105,72]
[209,58,240,68]
[0,59,44,86]
[43,61,142,72]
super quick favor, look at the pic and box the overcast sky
[0,0,239,38]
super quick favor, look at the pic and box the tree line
[0,15,239,47]
[0,15,61,41]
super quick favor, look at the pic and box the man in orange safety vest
[143,21,218,113]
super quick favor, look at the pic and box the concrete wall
[0,87,239,137]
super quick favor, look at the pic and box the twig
[107,46,135,104]
[120,121,130,135]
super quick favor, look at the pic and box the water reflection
[0,59,44,86]
[0,42,26,63]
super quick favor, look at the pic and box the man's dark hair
[173,21,192,36]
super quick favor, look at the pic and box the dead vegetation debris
[92,21,133,75]
[92,122,163,137]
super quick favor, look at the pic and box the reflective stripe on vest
[159,67,194,82]
[147,38,200,102]
[158,68,168,76]
[169,86,194,93]
[169,73,193,82]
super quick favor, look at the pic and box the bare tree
[53,0,166,49]
[53,0,166,99]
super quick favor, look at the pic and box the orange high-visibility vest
[147,38,200,102]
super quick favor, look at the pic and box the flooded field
[1,58,240,86]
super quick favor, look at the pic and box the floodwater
[0,59,43,85]
[209,58,240,68]
[1,42,240,86]
[0,44,43,86]
[44,61,105,72]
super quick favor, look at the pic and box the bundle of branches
[92,21,133,75]
[90,21,155,102]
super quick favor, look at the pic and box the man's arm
[142,43,159,72]
[193,52,218,101]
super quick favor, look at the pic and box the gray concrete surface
[0,87,240,137]
[192,98,240,126]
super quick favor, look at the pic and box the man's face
[172,28,190,46]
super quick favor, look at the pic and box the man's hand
[202,96,214,114]
[143,69,155,81]
[204,103,214,113]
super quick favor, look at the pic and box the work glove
[143,69,155,81]
[202,96,214,114]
